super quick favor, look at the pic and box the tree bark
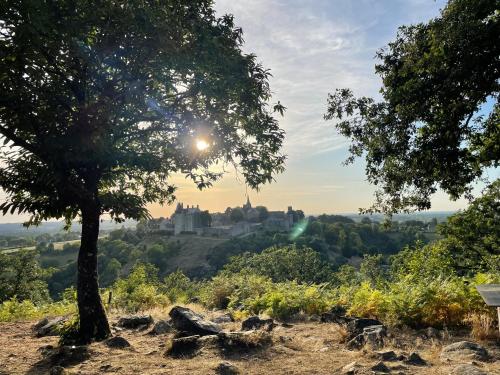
[77,201,110,343]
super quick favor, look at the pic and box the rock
[241,316,276,331]
[375,350,399,361]
[33,317,66,337]
[341,361,362,375]
[215,361,241,375]
[450,364,488,375]
[105,336,131,349]
[404,352,427,366]
[169,306,221,336]
[212,313,234,324]
[363,325,386,349]
[149,320,174,335]
[419,327,443,340]
[218,330,272,351]
[346,318,383,339]
[55,345,91,366]
[440,341,490,362]
[346,334,365,350]
[371,361,391,373]
[116,315,153,329]
[320,305,352,324]
[165,335,201,357]
[50,366,68,375]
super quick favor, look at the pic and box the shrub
[111,264,169,312]
[162,270,199,303]
[0,297,75,322]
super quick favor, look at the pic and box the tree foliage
[325,0,499,213]
[0,0,285,224]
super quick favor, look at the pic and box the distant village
[138,197,305,237]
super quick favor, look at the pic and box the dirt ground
[0,313,499,375]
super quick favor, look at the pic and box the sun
[196,139,209,151]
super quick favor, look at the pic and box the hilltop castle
[140,197,304,238]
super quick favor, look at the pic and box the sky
[1,0,498,223]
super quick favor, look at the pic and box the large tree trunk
[77,202,110,343]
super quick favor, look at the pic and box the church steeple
[243,195,252,211]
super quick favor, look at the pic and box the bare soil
[1,311,499,375]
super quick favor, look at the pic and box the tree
[325,0,499,213]
[0,1,284,343]
[230,207,245,223]
[437,180,499,271]
[0,250,51,304]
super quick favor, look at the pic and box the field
[1,307,499,375]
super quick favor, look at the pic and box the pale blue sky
[2,0,497,223]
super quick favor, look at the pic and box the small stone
[450,364,488,375]
[319,347,329,352]
[215,361,241,375]
[105,336,131,349]
[371,361,391,373]
[375,350,398,361]
[440,341,490,362]
[404,352,427,366]
[116,315,153,329]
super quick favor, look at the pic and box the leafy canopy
[0,0,285,224]
[325,0,499,213]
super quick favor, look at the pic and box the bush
[111,264,169,312]
[0,297,75,322]
[162,270,199,303]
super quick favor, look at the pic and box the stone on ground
[363,325,386,349]
[149,320,174,335]
[215,361,241,375]
[105,336,131,349]
[404,352,427,366]
[440,341,490,362]
[169,306,221,336]
[371,361,391,373]
[49,366,68,375]
[165,335,201,358]
[33,317,66,337]
[346,318,383,339]
[116,315,153,329]
[218,330,273,351]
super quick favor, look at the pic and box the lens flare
[196,139,209,151]
[289,218,309,240]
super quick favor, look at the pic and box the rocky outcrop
[241,316,275,332]
[116,315,153,329]
[440,341,490,362]
[165,335,201,358]
[346,318,384,339]
[404,352,427,366]
[169,306,221,336]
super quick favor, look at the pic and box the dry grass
[0,308,499,375]
[464,313,499,341]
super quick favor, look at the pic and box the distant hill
[0,219,137,236]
